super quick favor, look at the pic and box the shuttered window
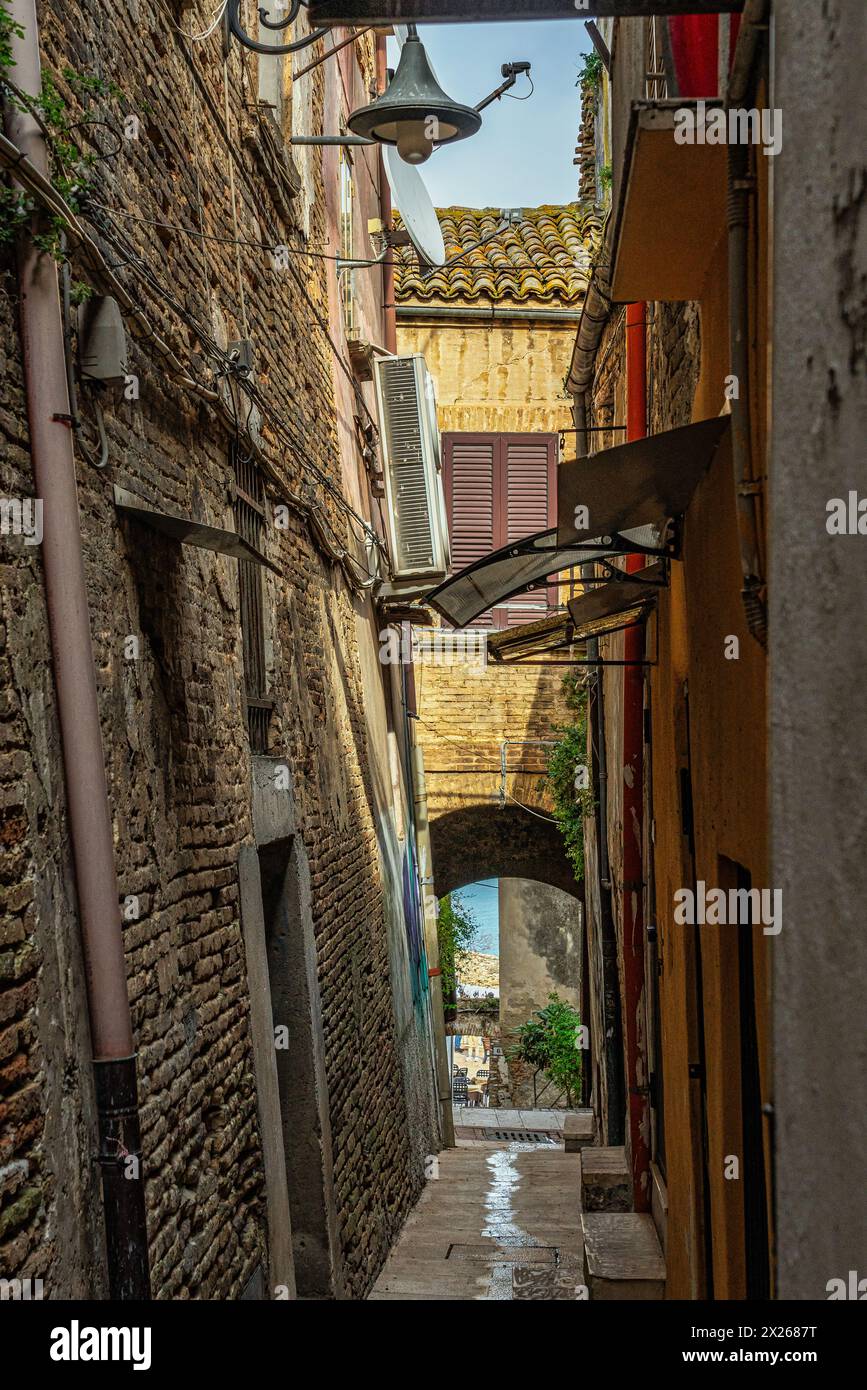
[443,432,557,628]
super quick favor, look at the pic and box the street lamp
[347,27,530,165]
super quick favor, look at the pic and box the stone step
[563,1110,596,1152]
[580,1146,632,1212]
[581,1213,666,1300]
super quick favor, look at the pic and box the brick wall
[0,1,429,1299]
[415,655,569,822]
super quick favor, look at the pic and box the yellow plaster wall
[398,311,577,436]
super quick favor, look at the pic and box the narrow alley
[371,1130,586,1301]
[0,0,864,1358]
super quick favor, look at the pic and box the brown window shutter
[501,434,558,626]
[443,432,557,629]
[444,434,498,569]
[444,434,500,627]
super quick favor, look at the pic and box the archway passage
[429,803,583,904]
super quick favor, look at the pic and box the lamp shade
[347,34,481,162]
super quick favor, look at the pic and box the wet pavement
[368,1139,585,1300]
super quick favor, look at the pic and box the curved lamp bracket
[227,1,326,55]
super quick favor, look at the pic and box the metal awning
[114,486,280,573]
[557,416,730,547]
[610,101,728,303]
[487,562,666,663]
[566,562,666,640]
[425,526,665,629]
[487,610,584,665]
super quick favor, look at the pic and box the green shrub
[509,993,584,1101]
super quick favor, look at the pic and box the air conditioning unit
[374,354,450,584]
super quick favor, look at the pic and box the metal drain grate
[492,1129,558,1143]
[446,1244,557,1263]
[454,1126,560,1144]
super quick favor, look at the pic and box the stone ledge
[563,1110,596,1152]
[580,1145,631,1212]
[581,1213,665,1300]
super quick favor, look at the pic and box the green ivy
[0,3,24,77]
[0,8,125,264]
[508,993,584,1101]
[539,673,592,883]
[599,163,613,193]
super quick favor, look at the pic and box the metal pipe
[623,301,652,1210]
[376,36,398,355]
[727,0,769,646]
[565,248,612,395]
[290,133,375,145]
[577,393,624,1146]
[412,746,455,1149]
[3,0,149,1299]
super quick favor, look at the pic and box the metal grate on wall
[232,444,273,754]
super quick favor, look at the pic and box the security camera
[501,61,531,78]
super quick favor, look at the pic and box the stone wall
[397,315,577,436]
[0,1,433,1300]
[497,879,582,1109]
[414,655,571,823]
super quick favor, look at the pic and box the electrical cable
[84,198,362,262]
[1,58,386,567]
[504,75,535,100]
[406,710,560,820]
[503,791,559,823]
[80,200,385,567]
[154,0,229,43]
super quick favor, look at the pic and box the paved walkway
[451,1106,571,1131]
[369,1140,585,1300]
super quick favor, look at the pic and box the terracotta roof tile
[394,203,601,305]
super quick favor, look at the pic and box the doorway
[258,836,338,1298]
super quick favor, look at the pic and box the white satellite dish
[384,145,446,268]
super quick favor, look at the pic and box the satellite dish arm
[226,1,327,55]
[474,61,531,114]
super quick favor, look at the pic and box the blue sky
[386,21,592,209]
[453,879,500,956]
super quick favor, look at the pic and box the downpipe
[727,1,769,647]
[623,303,652,1211]
[3,0,150,1299]
[576,389,625,1145]
[412,745,456,1149]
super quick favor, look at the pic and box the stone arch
[429,803,582,903]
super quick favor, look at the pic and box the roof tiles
[394,203,601,305]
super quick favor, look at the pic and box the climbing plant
[540,673,592,883]
[508,992,584,1103]
[0,3,124,262]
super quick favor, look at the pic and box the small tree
[509,993,584,1104]
[436,894,479,1000]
